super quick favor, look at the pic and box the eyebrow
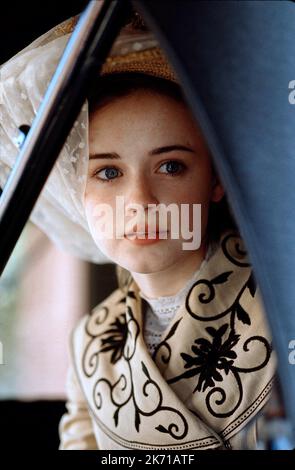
[89,144,195,160]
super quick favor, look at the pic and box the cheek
[84,179,114,209]
[175,169,213,205]
[84,196,96,224]
[84,183,105,226]
[84,182,99,215]
[193,161,213,197]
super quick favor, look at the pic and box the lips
[124,231,169,245]
[124,232,169,241]
[125,224,167,236]
[125,227,168,239]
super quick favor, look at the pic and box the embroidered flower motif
[99,313,128,364]
[178,324,240,392]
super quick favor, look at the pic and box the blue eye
[94,167,121,182]
[159,160,185,176]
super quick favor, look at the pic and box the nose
[125,175,158,217]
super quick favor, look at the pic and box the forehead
[88,90,199,145]
[89,88,183,119]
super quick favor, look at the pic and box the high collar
[74,229,275,449]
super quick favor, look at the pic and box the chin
[121,260,158,274]
[117,254,177,275]
[93,239,185,273]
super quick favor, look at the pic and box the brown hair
[87,72,183,114]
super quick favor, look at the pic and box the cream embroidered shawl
[60,230,276,450]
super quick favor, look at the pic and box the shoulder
[69,286,126,365]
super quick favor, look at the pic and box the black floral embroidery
[221,233,250,268]
[99,314,128,364]
[153,318,183,363]
[93,359,189,439]
[185,269,255,328]
[184,234,257,328]
[83,303,140,378]
[168,325,271,418]
[165,233,273,418]
[83,294,189,441]
[168,324,240,392]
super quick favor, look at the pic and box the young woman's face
[84,89,224,274]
